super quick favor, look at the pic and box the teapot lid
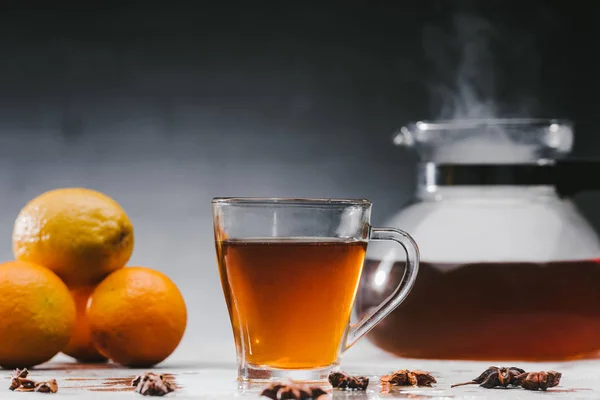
[395,119,600,196]
[395,118,573,165]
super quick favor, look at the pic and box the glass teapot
[355,118,600,361]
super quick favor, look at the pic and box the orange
[87,267,187,367]
[12,188,134,286]
[62,286,107,363]
[0,260,76,368]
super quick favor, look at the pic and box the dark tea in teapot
[356,119,600,361]
[358,258,600,361]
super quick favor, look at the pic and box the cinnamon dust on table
[61,373,180,393]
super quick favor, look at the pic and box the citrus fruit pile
[0,188,187,369]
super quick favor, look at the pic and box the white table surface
[4,341,600,400]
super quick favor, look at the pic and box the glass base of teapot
[356,258,600,361]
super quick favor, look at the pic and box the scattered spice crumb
[380,369,437,387]
[328,371,369,390]
[132,372,175,396]
[260,379,329,399]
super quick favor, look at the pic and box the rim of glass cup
[212,197,372,206]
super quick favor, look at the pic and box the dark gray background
[0,1,598,362]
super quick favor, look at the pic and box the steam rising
[369,7,599,267]
[422,8,554,121]
[419,10,561,163]
[423,13,499,120]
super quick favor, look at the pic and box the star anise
[34,379,58,393]
[132,372,175,396]
[12,368,29,379]
[327,371,369,390]
[8,368,41,392]
[380,369,437,387]
[451,366,525,388]
[515,371,562,391]
[9,368,30,391]
[260,379,328,399]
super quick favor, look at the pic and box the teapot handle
[344,227,420,351]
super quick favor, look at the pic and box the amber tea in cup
[213,198,420,382]
[220,238,365,369]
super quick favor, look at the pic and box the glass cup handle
[344,227,420,351]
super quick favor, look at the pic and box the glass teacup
[213,198,420,382]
